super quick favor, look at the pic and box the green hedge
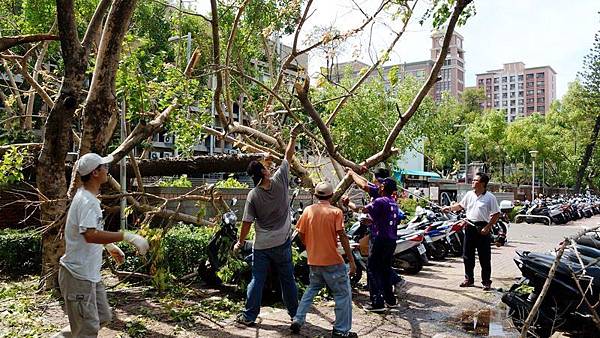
[119,224,216,278]
[0,229,41,275]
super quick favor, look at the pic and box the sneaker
[394,278,407,296]
[332,330,359,338]
[385,302,401,309]
[482,282,492,291]
[235,313,255,327]
[365,305,386,313]
[459,279,474,287]
[290,321,301,334]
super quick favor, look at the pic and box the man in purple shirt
[363,178,400,312]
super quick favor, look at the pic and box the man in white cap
[290,181,357,338]
[57,152,149,337]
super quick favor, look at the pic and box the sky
[195,0,599,98]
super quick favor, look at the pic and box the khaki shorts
[58,266,112,337]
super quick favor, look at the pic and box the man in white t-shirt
[57,153,149,337]
[442,172,500,291]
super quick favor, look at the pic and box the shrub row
[0,229,41,275]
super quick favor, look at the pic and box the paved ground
[219,216,600,338]
[45,215,599,337]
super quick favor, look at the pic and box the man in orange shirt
[291,182,357,338]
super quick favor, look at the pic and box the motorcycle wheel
[350,264,363,288]
[396,251,423,274]
[429,241,448,260]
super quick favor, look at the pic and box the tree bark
[0,34,59,53]
[36,0,110,290]
[574,113,600,193]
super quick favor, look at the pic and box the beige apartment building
[476,62,557,122]
[325,31,465,101]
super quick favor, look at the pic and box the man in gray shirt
[234,126,300,326]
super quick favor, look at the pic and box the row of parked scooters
[502,231,600,337]
[342,203,511,286]
[516,194,600,225]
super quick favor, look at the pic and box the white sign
[429,186,439,201]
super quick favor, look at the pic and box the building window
[537,97,545,103]
[502,84,507,90]
[494,101,499,107]
[478,79,484,85]
[486,78,491,84]
[494,85,499,91]
[510,92,515,98]
[510,76,515,82]
[518,91,524,97]
[510,100,516,106]
[518,75,524,81]
[502,76,507,83]
[444,59,452,66]
[527,81,534,87]
[494,77,499,84]
[457,60,464,68]
[527,98,535,104]
[518,83,524,89]
[536,81,544,86]
[536,72,545,78]
[537,106,545,113]
[502,93,507,98]
[536,89,545,95]
[510,84,515,90]
[487,86,492,92]
[518,99,524,105]
[527,106,534,112]
[527,90,534,95]
[511,108,516,113]
[494,93,499,99]
[526,73,534,79]
[502,100,508,106]
[518,107,524,114]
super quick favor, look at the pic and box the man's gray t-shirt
[242,159,292,250]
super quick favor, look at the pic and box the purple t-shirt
[365,196,399,240]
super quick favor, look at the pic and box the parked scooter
[502,235,600,337]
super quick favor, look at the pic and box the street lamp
[454,124,468,184]
[530,150,538,200]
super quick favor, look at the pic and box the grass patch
[0,276,58,337]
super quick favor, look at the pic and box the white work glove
[123,232,149,255]
[105,243,125,265]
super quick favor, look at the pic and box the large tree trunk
[574,113,600,193]
[37,0,110,290]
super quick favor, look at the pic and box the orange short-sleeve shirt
[296,201,344,266]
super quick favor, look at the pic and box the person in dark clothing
[363,178,401,312]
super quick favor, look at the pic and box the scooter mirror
[231,198,238,206]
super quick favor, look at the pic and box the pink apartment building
[476,62,556,121]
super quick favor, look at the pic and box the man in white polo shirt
[442,172,500,291]
[57,153,149,337]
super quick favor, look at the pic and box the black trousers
[367,237,396,307]
[463,221,492,284]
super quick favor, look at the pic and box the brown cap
[314,181,334,197]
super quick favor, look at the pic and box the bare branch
[82,0,112,52]
[325,1,417,127]
[0,34,59,53]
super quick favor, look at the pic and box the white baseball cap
[77,153,114,176]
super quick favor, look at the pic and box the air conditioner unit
[150,152,160,160]
[163,152,172,158]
